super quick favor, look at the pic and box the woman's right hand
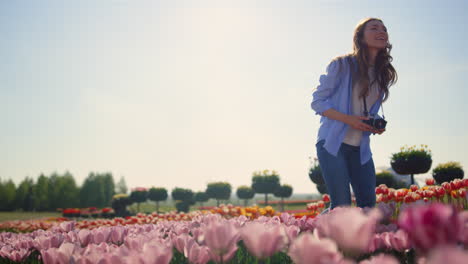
[345,115,375,132]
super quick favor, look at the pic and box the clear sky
[1,0,467,194]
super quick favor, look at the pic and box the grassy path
[0,212,61,223]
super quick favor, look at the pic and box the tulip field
[1,179,468,263]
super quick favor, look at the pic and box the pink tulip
[78,229,92,247]
[110,225,127,245]
[172,233,194,253]
[41,242,80,264]
[185,242,211,264]
[201,219,240,263]
[284,224,301,244]
[92,227,111,244]
[240,222,287,259]
[313,207,382,254]
[288,232,343,264]
[2,248,29,263]
[140,242,173,264]
[58,221,75,233]
[359,253,399,264]
[367,234,384,253]
[389,229,411,251]
[398,203,462,253]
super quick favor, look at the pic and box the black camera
[362,95,387,130]
[363,117,387,130]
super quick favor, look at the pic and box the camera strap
[363,93,385,119]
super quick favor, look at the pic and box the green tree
[251,170,281,205]
[236,186,255,207]
[34,174,50,211]
[171,188,195,212]
[148,187,168,213]
[130,188,148,212]
[194,191,209,207]
[206,182,232,207]
[80,172,115,208]
[376,171,407,189]
[15,177,35,211]
[309,158,328,195]
[273,184,293,212]
[0,179,16,211]
[59,172,80,209]
[102,173,115,207]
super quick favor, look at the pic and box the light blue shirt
[311,55,384,165]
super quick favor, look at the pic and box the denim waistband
[341,142,360,151]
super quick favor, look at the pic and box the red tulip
[410,185,419,192]
[458,188,466,198]
[403,195,413,203]
[426,178,435,186]
[375,186,383,195]
[462,179,468,188]
[322,194,330,203]
[435,186,446,198]
[442,182,452,192]
[453,179,463,190]
[317,201,325,208]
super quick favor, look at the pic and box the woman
[311,18,398,211]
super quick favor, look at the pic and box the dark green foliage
[0,179,16,211]
[251,170,281,205]
[148,187,168,202]
[172,188,195,212]
[14,177,34,211]
[111,195,132,217]
[432,162,464,184]
[34,174,49,211]
[236,186,255,206]
[309,165,325,185]
[130,189,148,212]
[1,172,114,212]
[206,182,232,206]
[194,191,209,206]
[79,172,115,208]
[171,188,194,202]
[175,201,190,213]
[148,187,168,213]
[376,171,407,189]
[273,184,293,211]
[273,184,293,198]
[309,164,329,194]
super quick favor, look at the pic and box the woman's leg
[347,151,377,208]
[316,140,352,209]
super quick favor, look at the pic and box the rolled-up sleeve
[311,60,342,116]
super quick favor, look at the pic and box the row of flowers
[0,205,278,233]
[305,178,468,218]
[59,207,115,218]
[1,202,468,263]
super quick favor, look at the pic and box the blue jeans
[316,139,376,211]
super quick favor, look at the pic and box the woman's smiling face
[363,20,388,51]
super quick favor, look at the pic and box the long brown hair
[351,17,397,102]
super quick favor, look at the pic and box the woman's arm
[323,109,375,132]
[311,59,342,116]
